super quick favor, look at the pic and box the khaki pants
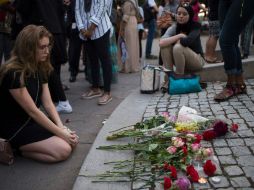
[161,43,205,75]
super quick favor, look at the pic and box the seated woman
[0,25,78,163]
[159,3,205,89]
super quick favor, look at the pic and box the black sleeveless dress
[0,70,53,149]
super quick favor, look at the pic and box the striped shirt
[75,0,112,40]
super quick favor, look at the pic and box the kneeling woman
[0,25,78,163]
[159,3,205,87]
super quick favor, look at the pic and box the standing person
[143,0,159,59]
[118,0,139,73]
[0,25,78,162]
[214,0,254,101]
[204,0,221,63]
[159,3,205,89]
[76,0,113,105]
[66,0,83,82]
[240,16,254,59]
[137,5,144,59]
[16,0,73,113]
[0,1,14,65]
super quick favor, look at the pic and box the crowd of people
[1,0,254,163]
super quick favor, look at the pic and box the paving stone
[157,108,167,112]
[242,166,254,177]
[213,139,228,147]
[237,155,254,166]
[209,176,230,188]
[230,102,244,106]
[225,109,237,114]
[192,181,211,189]
[238,129,254,137]
[231,146,251,156]
[231,118,245,124]
[227,139,245,146]
[246,122,254,128]
[244,138,254,146]
[218,155,237,165]
[224,165,244,176]
[227,114,241,119]
[230,177,251,188]
[237,109,251,114]
[240,114,254,122]
[236,188,254,190]
[215,147,232,155]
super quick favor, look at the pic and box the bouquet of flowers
[92,106,238,190]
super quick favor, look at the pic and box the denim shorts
[208,20,220,37]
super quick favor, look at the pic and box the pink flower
[172,137,184,147]
[161,112,170,119]
[166,146,177,154]
[202,148,213,157]
[191,143,201,152]
[175,177,191,190]
[186,133,195,142]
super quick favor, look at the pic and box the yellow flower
[175,122,199,132]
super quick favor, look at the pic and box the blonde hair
[0,25,53,85]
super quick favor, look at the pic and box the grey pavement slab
[73,90,152,190]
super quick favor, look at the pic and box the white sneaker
[56,100,73,114]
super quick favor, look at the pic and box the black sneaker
[146,54,158,59]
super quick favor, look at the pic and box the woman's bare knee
[53,143,72,161]
[19,136,73,162]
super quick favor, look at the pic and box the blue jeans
[240,16,254,56]
[145,19,156,57]
[219,0,254,75]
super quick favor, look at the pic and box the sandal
[234,84,247,95]
[214,85,235,102]
[205,57,223,64]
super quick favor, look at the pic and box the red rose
[164,176,172,190]
[182,145,188,156]
[230,124,238,133]
[186,165,199,182]
[203,160,216,176]
[194,134,202,144]
[213,120,228,136]
[202,130,217,141]
[169,165,177,179]
[164,162,170,171]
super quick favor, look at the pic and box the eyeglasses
[38,44,52,51]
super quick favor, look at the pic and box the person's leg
[219,0,254,75]
[68,29,83,82]
[138,29,143,58]
[19,136,72,163]
[94,31,112,105]
[160,45,174,90]
[205,21,220,62]
[241,16,254,58]
[81,39,103,99]
[145,19,156,58]
[173,43,203,75]
[3,33,13,61]
[215,0,254,101]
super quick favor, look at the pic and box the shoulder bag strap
[8,73,40,142]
